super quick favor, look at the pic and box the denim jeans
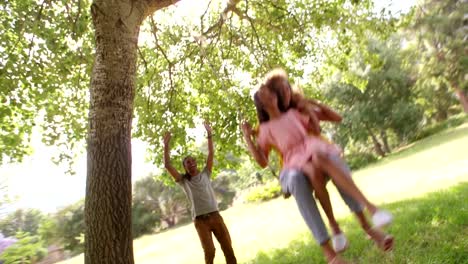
[280,167,363,244]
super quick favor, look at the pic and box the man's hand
[203,121,212,136]
[163,132,172,146]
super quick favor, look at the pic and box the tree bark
[367,128,385,157]
[85,1,146,263]
[453,85,468,113]
[434,109,448,122]
[380,130,391,154]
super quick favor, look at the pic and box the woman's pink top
[257,109,340,170]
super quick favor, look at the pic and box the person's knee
[313,151,329,165]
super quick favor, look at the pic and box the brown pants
[194,211,237,264]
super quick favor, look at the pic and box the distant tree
[0,209,44,237]
[52,201,85,255]
[0,180,14,218]
[325,37,423,156]
[133,175,188,230]
[131,202,160,238]
[37,216,59,246]
[210,172,237,210]
[409,0,468,112]
[132,176,163,237]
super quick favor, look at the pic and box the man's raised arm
[163,132,182,182]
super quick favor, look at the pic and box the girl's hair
[254,91,270,123]
[254,69,294,123]
[264,69,296,113]
[264,69,295,112]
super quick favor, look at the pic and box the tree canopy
[1,0,400,170]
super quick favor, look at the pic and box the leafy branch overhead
[2,0,398,168]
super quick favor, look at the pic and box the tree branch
[27,0,48,58]
[201,0,242,37]
[268,1,301,27]
[143,0,181,18]
[200,0,214,32]
[72,0,83,38]
[149,17,176,110]
[138,47,149,73]
[243,10,269,68]
[137,47,155,115]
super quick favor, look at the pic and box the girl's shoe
[372,210,393,228]
[332,232,349,253]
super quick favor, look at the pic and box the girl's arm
[241,121,269,168]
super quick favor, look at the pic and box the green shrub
[245,181,282,202]
[345,152,378,170]
[0,232,47,264]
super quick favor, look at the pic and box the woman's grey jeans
[279,166,363,244]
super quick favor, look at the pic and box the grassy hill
[60,123,468,264]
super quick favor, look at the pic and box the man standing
[163,121,237,264]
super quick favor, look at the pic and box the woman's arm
[304,98,342,123]
[292,94,321,135]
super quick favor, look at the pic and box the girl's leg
[314,152,393,228]
[366,227,394,252]
[354,212,394,251]
[321,241,349,264]
[354,211,371,230]
[303,163,342,235]
[303,164,349,253]
[313,152,378,214]
[280,170,348,263]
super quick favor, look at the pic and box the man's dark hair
[182,156,192,181]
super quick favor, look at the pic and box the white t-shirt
[178,167,218,220]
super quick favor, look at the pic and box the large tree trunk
[453,85,468,113]
[83,1,181,262]
[85,2,144,263]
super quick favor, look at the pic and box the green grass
[250,183,468,264]
[60,122,468,264]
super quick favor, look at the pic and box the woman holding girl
[241,69,393,263]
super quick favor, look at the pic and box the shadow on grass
[246,182,468,264]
